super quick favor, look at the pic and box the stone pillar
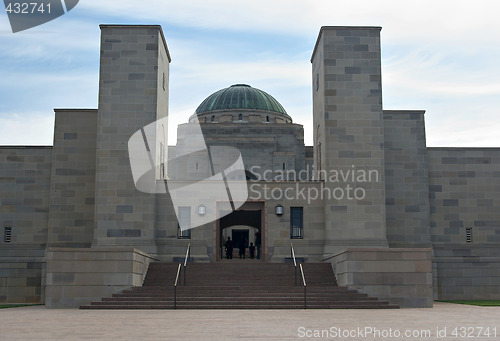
[311,27,388,257]
[92,25,171,253]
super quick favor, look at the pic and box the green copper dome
[195,84,288,115]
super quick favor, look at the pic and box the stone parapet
[45,247,159,308]
[327,247,433,308]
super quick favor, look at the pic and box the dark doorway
[218,208,262,260]
[232,229,249,255]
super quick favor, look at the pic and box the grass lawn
[440,300,500,307]
[0,304,43,309]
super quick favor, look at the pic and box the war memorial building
[1,25,499,308]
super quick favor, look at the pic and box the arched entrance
[215,201,265,261]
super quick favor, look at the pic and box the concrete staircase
[80,261,399,309]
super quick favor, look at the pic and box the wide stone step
[103,292,377,300]
[81,303,397,310]
[81,262,396,310]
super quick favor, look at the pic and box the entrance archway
[215,202,265,261]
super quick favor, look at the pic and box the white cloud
[1,0,500,148]
[76,0,500,46]
[0,112,54,145]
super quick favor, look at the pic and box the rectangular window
[159,142,165,179]
[290,207,303,239]
[466,227,472,243]
[4,227,12,243]
[317,142,322,179]
[177,207,191,239]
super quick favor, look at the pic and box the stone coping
[46,247,160,261]
[53,108,97,112]
[339,247,433,253]
[0,145,52,149]
[99,24,171,63]
[428,147,500,151]
[311,26,382,62]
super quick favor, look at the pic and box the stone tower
[311,27,388,257]
[92,25,170,253]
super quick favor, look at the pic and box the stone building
[1,25,499,308]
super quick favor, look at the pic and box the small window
[317,142,322,178]
[315,73,319,92]
[159,142,165,179]
[466,227,472,243]
[178,226,191,239]
[282,163,286,170]
[211,115,215,123]
[266,115,270,122]
[177,207,191,239]
[4,227,12,243]
[238,114,243,121]
[195,162,199,170]
[290,207,303,239]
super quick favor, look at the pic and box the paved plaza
[1,303,499,340]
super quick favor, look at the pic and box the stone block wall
[0,146,52,303]
[47,109,97,248]
[0,146,52,245]
[428,148,500,244]
[329,248,433,308]
[155,188,211,263]
[176,122,306,180]
[45,247,158,308]
[92,25,170,253]
[0,247,45,303]
[429,148,500,299]
[311,26,388,256]
[250,182,325,262]
[383,110,431,248]
[434,245,500,300]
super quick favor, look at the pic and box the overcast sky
[1,0,499,147]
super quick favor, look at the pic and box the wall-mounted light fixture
[198,204,206,216]
[275,204,283,216]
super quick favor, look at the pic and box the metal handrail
[291,243,297,286]
[299,263,307,309]
[173,263,181,309]
[183,243,190,285]
[184,243,191,267]
[291,243,306,308]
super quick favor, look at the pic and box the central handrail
[174,243,190,309]
[184,243,191,267]
[291,243,297,286]
[291,243,307,309]
[299,263,307,309]
[173,263,181,309]
[183,243,190,285]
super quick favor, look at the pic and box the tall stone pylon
[311,27,388,257]
[92,25,171,253]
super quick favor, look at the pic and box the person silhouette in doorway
[225,237,233,259]
[249,242,255,259]
[255,231,261,259]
